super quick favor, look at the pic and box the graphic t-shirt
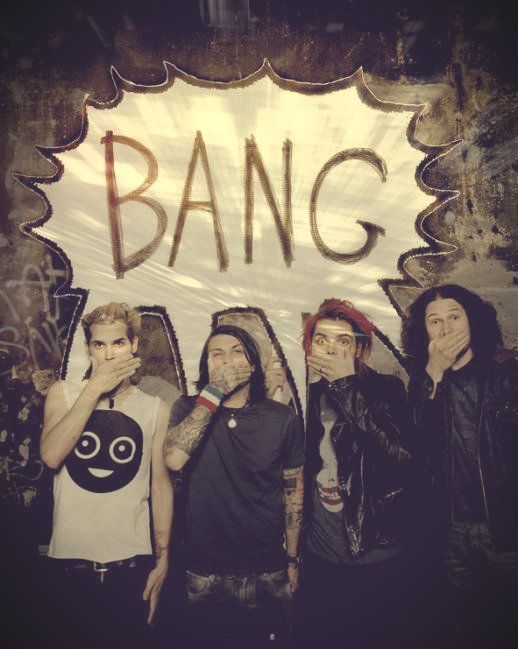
[48,382,160,563]
[306,391,401,565]
[170,396,304,575]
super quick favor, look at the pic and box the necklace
[106,384,132,409]
[225,399,250,429]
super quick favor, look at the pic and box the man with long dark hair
[299,299,412,649]
[163,325,304,648]
[403,284,518,649]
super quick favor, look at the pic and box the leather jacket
[408,355,518,552]
[305,367,411,558]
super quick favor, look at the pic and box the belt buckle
[93,561,109,583]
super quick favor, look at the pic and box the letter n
[244,137,294,267]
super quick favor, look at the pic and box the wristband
[287,555,302,567]
[196,385,224,412]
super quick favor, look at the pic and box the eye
[234,348,244,355]
[451,315,459,321]
[109,436,136,464]
[339,338,350,346]
[316,338,325,345]
[115,340,127,346]
[75,432,101,459]
[92,342,103,349]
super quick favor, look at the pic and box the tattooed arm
[283,465,304,593]
[163,401,215,471]
[163,362,252,471]
[144,399,174,624]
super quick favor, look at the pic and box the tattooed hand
[209,362,252,396]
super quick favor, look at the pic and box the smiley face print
[66,410,143,493]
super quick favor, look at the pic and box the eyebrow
[426,308,462,319]
[314,331,364,338]
[208,343,244,352]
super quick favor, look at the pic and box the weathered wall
[0,0,516,530]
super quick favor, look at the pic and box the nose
[104,345,115,360]
[326,341,338,355]
[443,320,453,335]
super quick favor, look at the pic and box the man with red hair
[299,298,412,649]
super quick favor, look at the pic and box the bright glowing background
[37,66,446,406]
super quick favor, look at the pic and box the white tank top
[48,382,160,563]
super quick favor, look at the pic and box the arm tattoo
[163,403,213,458]
[154,530,168,561]
[283,466,304,554]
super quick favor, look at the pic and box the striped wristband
[196,385,224,412]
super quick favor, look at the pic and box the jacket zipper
[445,387,454,523]
[476,376,491,528]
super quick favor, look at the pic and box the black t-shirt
[446,359,486,523]
[170,396,304,575]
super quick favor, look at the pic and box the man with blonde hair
[41,303,173,649]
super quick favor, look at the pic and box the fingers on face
[440,330,468,346]
[441,332,469,353]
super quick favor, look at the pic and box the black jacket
[408,355,518,552]
[305,367,411,558]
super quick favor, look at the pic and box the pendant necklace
[107,384,131,409]
[226,399,250,429]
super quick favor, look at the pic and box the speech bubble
[19,61,460,412]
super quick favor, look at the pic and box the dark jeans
[296,552,414,649]
[443,521,518,649]
[183,568,293,649]
[45,556,155,649]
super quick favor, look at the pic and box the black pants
[44,556,154,649]
[296,552,415,649]
[443,522,518,649]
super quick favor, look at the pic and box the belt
[53,556,145,582]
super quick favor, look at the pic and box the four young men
[40,286,517,648]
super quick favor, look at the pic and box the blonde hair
[81,303,141,343]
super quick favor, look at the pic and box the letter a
[168,131,229,272]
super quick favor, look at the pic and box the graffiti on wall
[0,253,67,508]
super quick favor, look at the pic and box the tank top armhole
[151,394,161,437]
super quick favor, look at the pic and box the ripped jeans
[184,569,292,649]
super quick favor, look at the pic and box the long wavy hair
[302,298,376,376]
[401,284,503,369]
[195,325,266,403]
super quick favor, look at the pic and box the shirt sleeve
[282,409,305,469]
[168,394,195,428]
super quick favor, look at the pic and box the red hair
[302,298,376,369]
